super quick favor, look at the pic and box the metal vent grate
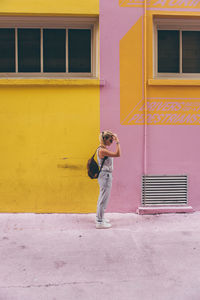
[142,175,188,206]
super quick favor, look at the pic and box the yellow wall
[0,0,100,213]
[0,0,98,16]
[120,9,200,125]
[146,11,200,125]
[120,17,143,125]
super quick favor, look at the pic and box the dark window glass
[0,29,15,72]
[158,30,179,73]
[43,29,66,72]
[182,31,200,73]
[18,29,40,72]
[68,29,91,73]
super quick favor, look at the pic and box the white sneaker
[96,217,110,223]
[103,218,110,223]
[96,221,112,229]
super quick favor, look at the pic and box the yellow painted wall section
[146,11,200,125]
[0,0,99,16]
[0,85,100,212]
[0,0,100,213]
[120,17,143,125]
[120,9,200,125]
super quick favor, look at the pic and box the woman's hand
[112,134,119,143]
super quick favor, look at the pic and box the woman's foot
[96,221,112,229]
[103,217,110,223]
[96,217,110,223]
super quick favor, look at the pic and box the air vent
[142,175,188,206]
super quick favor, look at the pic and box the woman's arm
[99,134,121,158]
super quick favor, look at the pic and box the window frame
[0,16,98,78]
[154,17,200,79]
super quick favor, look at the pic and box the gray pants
[96,171,112,222]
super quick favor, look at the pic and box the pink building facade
[100,0,200,214]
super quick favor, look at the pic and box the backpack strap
[92,146,101,158]
[96,146,108,176]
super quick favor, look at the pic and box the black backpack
[87,147,107,179]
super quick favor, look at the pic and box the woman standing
[96,130,121,229]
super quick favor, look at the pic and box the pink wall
[100,0,200,212]
[147,125,200,211]
[100,1,144,212]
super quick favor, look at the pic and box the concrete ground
[0,212,200,300]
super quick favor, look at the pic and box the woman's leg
[96,173,112,222]
[103,173,112,212]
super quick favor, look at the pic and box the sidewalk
[0,212,200,300]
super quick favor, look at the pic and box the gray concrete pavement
[0,212,200,300]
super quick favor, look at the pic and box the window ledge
[0,78,105,86]
[148,79,200,86]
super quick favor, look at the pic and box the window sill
[0,78,105,86]
[148,79,200,86]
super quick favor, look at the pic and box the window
[43,29,66,73]
[68,29,91,73]
[18,29,41,72]
[0,29,15,72]
[154,17,200,78]
[0,16,98,78]
[158,30,179,73]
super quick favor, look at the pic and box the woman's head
[99,130,114,146]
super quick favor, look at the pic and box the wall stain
[57,163,83,170]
